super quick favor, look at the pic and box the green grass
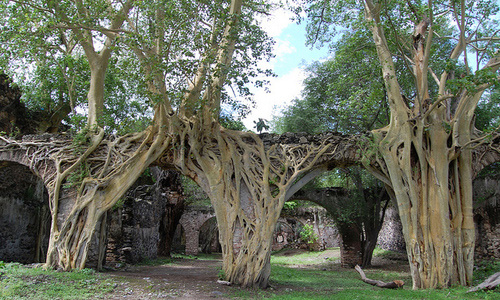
[228,249,500,299]
[229,265,500,299]
[474,260,500,284]
[271,248,339,265]
[0,262,116,299]
[138,256,174,266]
[1,251,498,300]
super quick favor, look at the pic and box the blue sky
[241,9,331,130]
[272,22,330,76]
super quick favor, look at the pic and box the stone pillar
[184,228,200,256]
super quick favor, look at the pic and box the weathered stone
[0,163,50,263]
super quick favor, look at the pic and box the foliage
[181,175,211,207]
[474,260,500,284]
[62,162,89,190]
[299,224,319,245]
[254,118,270,133]
[282,200,299,212]
[476,86,500,132]
[219,114,247,131]
[0,0,275,132]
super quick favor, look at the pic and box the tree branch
[363,0,409,118]
[354,265,404,289]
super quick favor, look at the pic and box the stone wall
[473,176,500,260]
[377,205,406,252]
[277,206,339,251]
[105,183,164,266]
[171,205,339,255]
[178,206,216,256]
[0,162,50,263]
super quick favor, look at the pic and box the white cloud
[243,67,306,130]
[258,7,294,38]
[274,39,296,57]
[241,6,306,131]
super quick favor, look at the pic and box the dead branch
[468,272,500,293]
[354,265,404,289]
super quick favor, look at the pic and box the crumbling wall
[105,182,163,265]
[178,206,215,256]
[104,169,184,266]
[0,163,50,263]
[278,206,339,251]
[473,176,500,260]
[377,206,406,252]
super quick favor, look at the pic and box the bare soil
[105,258,230,299]
[102,249,410,299]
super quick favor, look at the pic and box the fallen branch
[468,272,500,293]
[354,265,404,289]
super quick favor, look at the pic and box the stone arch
[198,216,221,254]
[289,188,364,265]
[0,161,51,263]
[178,207,216,256]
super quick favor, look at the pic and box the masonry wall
[473,176,500,260]
[0,163,50,263]
[105,182,164,266]
[377,206,406,252]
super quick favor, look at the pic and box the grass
[0,262,116,299]
[1,250,498,300]
[228,249,500,300]
[271,248,339,265]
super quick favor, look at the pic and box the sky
[241,8,331,131]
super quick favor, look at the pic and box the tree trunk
[170,123,349,287]
[376,116,475,288]
[45,123,171,270]
[87,63,108,127]
[361,232,378,268]
[211,182,278,288]
[339,224,363,268]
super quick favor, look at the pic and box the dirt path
[100,249,409,299]
[105,258,231,299]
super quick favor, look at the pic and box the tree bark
[339,224,363,268]
[361,0,500,288]
[44,120,171,270]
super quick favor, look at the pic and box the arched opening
[199,217,221,254]
[0,161,51,263]
[172,224,186,254]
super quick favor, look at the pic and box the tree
[294,0,500,288]
[0,1,151,133]
[3,0,352,289]
[3,0,498,290]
